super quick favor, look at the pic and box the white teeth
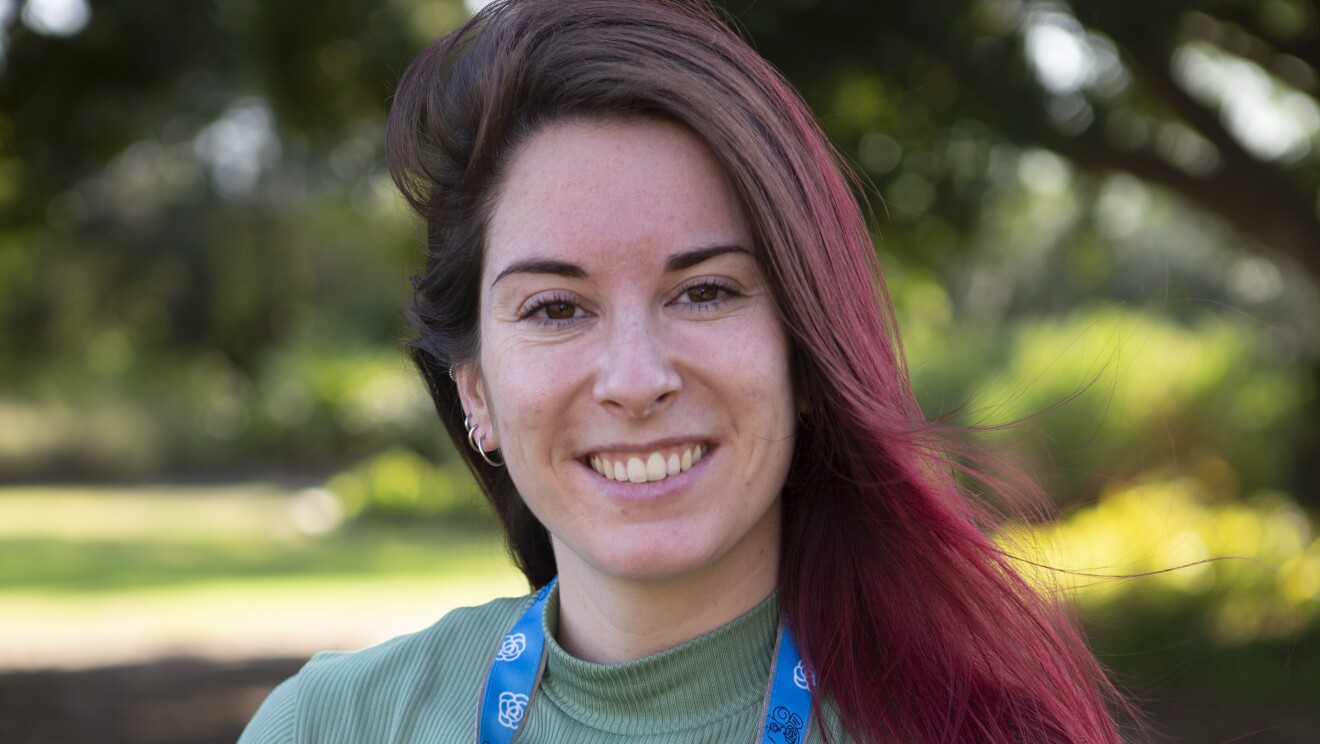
[627,457,647,483]
[589,445,709,482]
[646,453,666,481]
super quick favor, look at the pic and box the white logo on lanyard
[497,691,528,729]
[792,661,809,690]
[495,632,527,662]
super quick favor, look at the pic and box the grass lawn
[0,484,526,670]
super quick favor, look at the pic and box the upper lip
[578,435,711,458]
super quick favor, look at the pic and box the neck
[552,544,779,665]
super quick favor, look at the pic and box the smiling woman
[463,118,796,664]
[240,1,1137,742]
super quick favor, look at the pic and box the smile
[587,443,709,483]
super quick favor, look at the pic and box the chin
[582,535,724,585]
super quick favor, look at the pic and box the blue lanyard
[475,578,813,743]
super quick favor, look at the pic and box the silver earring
[475,433,505,467]
[465,414,504,467]
[465,415,480,451]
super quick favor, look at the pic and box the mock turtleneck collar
[537,585,780,735]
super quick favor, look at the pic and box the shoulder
[298,593,528,693]
[239,594,532,744]
[238,675,298,744]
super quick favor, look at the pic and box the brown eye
[686,286,720,303]
[544,301,577,320]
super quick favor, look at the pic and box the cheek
[481,345,589,476]
[727,326,796,422]
[489,386,560,458]
[481,342,570,428]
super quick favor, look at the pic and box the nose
[592,316,681,418]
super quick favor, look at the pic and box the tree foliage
[0,0,1315,492]
[725,0,1319,281]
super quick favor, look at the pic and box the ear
[454,362,499,451]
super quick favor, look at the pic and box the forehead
[484,117,752,270]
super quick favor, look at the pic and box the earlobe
[464,412,505,467]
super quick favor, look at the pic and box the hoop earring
[465,415,479,451]
[465,414,505,468]
[475,434,505,467]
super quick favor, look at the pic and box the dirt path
[0,656,301,744]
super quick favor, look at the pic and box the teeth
[626,457,646,483]
[646,453,666,480]
[589,444,709,482]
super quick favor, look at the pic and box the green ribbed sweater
[239,588,841,742]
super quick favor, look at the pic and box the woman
[242,0,1134,741]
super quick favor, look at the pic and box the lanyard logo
[496,691,529,729]
[495,633,527,662]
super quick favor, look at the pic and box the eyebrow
[490,245,750,287]
[664,245,749,272]
[490,259,585,287]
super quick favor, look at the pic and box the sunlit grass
[0,484,525,669]
[0,484,295,540]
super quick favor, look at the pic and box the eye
[541,300,578,320]
[684,285,721,303]
[673,280,740,308]
[518,292,589,326]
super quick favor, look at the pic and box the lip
[577,435,713,460]
[578,440,715,504]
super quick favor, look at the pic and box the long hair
[387,1,1133,741]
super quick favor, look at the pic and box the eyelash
[517,280,741,327]
[518,291,584,326]
[673,278,741,309]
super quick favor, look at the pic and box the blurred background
[0,0,1317,741]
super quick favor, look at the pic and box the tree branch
[1196,4,1320,81]
[1054,129,1320,281]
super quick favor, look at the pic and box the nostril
[592,351,682,417]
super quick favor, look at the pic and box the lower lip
[583,451,711,504]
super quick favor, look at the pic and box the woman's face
[457,117,796,589]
